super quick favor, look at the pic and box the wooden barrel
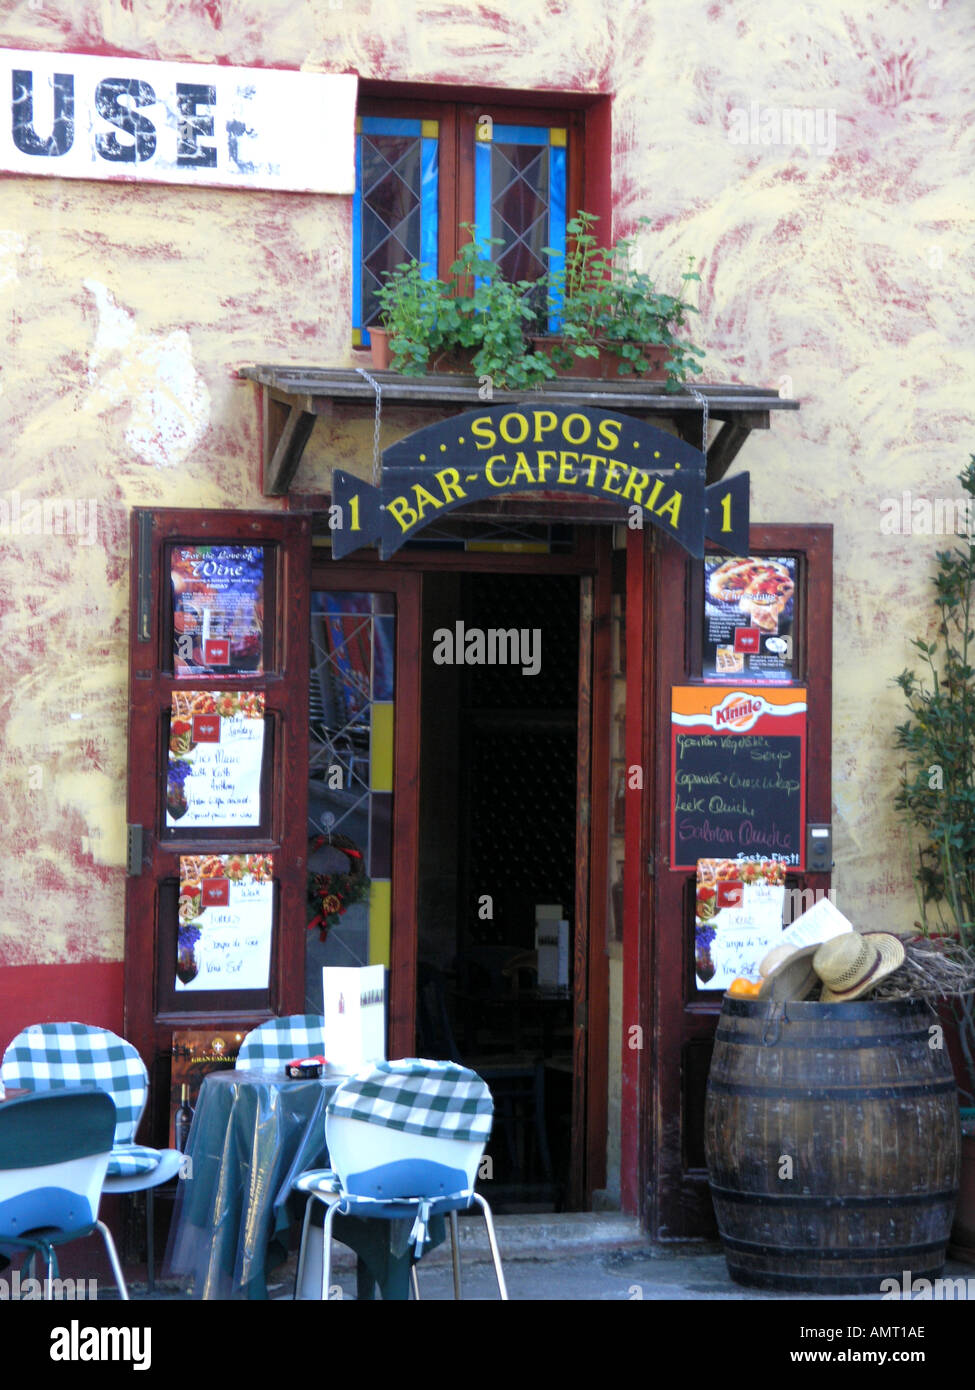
[705,995,961,1293]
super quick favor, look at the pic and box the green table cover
[164,1069,442,1300]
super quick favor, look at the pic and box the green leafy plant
[372,258,455,373]
[894,455,975,1104]
[371,214,707,391]
[544,211,706,390]
[444,227,556,389]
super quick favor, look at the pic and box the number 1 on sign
[720,492,732,533]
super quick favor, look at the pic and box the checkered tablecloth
[327,1058,493,1144]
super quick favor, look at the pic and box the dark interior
[417,571,579,1208]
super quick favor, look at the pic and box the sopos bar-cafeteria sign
[1,48,356,193]
[330,404,749,559]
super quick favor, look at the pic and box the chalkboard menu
[671,686,807,871]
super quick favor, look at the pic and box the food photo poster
[703,555,796,683]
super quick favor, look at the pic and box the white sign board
[322,965,386,1076]
[2,48,357,192]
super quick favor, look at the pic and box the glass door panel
[305,590,396,1011]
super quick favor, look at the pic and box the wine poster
[169,1029,241,1150]
[177,854,274,992]
[694,858,787,991]
[172,544,264,676]
[167,691,265,827]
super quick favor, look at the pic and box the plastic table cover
[163,1068,444,1300]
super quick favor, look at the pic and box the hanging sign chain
[355,366,383,487]
[687,385,709,458]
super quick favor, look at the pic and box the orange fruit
[728,977,762,996]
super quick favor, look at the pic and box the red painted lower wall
[0,962,124,1055]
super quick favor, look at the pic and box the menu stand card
[322,964,386,1076]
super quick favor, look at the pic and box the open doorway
[416,570,580,1210]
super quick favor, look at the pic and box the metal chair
[1,1022,183,1291]
[236,1014,328,1069]
[293,1058,508,1300]
[0,1088,128,1299]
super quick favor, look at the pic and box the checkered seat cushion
[1,1022,148,1143]
[292,1168,343,1196]
[108,1143,169,1178]
[236,1015,328,1069]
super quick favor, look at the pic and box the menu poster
[694,857,788,991]
[177,854,274,992]
[167,691,265,828]
[172,544,264,677]
[671,686,806,871]
[703,555,796,683]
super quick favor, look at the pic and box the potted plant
[538,211,706,391]
[371,258,454,374]
[441,227,556,389]
[894,453,975,1262]
[372,231,556,389]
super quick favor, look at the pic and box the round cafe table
[163,1068,443,1300]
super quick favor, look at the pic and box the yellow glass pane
[369,878,391,967]
[550,127,567,147]
[370,702,394,792]
[421,120,439,139]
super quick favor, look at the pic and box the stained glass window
[306,591,395,1010]
[353,117,439,344]
[475,123,566,328]
[353,108,571,341]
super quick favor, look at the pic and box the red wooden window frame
[356,86,606,292]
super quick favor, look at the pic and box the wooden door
[623,523,833,1234]
[124,509,312,1139]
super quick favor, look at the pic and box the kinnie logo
[50,1320,151,1371]
[712,693,766,732]
[432,621,541,676]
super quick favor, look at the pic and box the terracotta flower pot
[532,337,670,381]
[368,327,392,370]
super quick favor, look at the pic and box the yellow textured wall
[0,0,972,967]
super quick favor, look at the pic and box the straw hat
[757,944,820,1001]
[813,931,905,1003]
[758,943,795,979]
